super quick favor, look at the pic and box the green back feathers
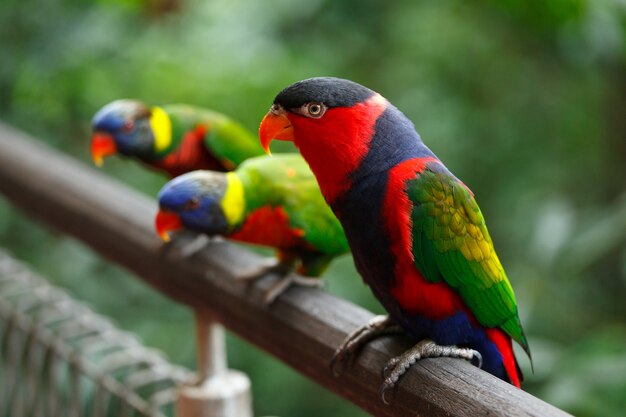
[235,154,349,256]
[206,117,264,168]
[408,168,530,356]
[161,104,264,166]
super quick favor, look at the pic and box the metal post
[176,312,252,417]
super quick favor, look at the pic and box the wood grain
[0,122,572,417]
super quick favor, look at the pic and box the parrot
[155,153,350,304]
[91,100,264,177]
[259,77,531,400]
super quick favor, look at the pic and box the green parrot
[91,100,264,176]
[155,154,350,303]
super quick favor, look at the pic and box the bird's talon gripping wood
[234,254,323,305]
[174,234,212,258]
[472,350,484,368]
[234,258,288,282]
[263,273,301,305]
[330,315,404,377]
[380,375,401,405]
[379,339,480,404]
[291,275,325,288]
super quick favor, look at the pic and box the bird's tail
[485,328,523,388]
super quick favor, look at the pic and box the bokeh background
[1,0,626,416]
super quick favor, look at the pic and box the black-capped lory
[155,154,349,304]
[91,100,263,176]
[259,77,531,400]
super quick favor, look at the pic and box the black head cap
[274,77,376,110]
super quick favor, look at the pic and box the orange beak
[155,209,183,242]
[259,110,294,155]
[91,133,117,167]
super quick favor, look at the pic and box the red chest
[383,158,469,320]
[229,206,306,250]
[150,126,226,177]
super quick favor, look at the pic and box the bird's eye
[122,120,134,132]
[305,102,325,118]
[183,198,200,211]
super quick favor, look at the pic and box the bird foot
[161,234,212,260]
[235,258,285,282]
[330,315,403,377]
[176,234,212,258]
[262,274,323,305]
[235,260,323,305]
[380,339,482,404]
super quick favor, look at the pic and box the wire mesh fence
[0,249,194,417]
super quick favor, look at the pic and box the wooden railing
[0,122,572,417]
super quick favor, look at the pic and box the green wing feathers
[408,167,530,355]
[237,154,349,256]
[204,117,264,167]
[164,104,263,167]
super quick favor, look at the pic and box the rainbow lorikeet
[155,153,349,304]
[91,100,264,176]
[259,77,531,399]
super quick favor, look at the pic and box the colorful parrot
[91,100,264,177]
[155,153,349,304]
[259,77,531,399]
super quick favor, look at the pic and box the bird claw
[176,234,212,258]
[160,233,213,260]
[330,315,403,377]
[291,275,325,288]
[380,378,401,406]
[471,350,483,368]
[235,261,324,305]
[378,339,482,404]
[235,258,283,282]
[381,356,400,380]
[262,274,324,304]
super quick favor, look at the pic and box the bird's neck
[293,99,436,204]
[221,172,246,229]
[149,106,173,157]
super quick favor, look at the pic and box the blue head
[91,99,156,165]
[156,171,238,240]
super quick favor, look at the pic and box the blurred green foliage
[1,0,625,416]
